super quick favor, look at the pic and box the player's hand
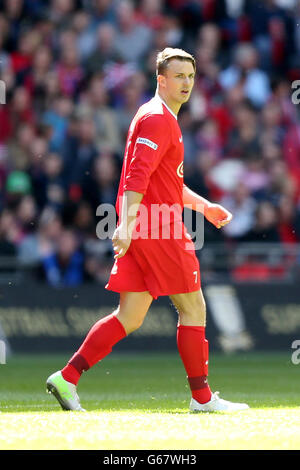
[112,224,132,259]
[204,203,233,229]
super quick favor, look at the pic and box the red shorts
[105,223,201,299]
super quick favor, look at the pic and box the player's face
[158,59,195,110]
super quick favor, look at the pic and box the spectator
[177,109,198,168]
[136,0,165,30]
[41,228,85,287]
[10,29,41,79]
[42,95,73,152]
[151,15,183,51]
[282,122,300,171]
[225,100,260,159]
[84,23,119,75]
[266,158,296,203]
[113,0,153,65]
[15,194,38,236]
[72,200,96,240]
[278,194,300,243]
[18,207,63,264]
[246,0,294,72]
[82,152,119,212]
[28,136,49,183]
[10,86,35,133]
[142,49,158,95]
[72,9,94,61]
[89,0,117,27]
[0,209,18,257]
[76,75,121,153]
[261,140,283,166]
[5,170,32,203]
[195,118,223,160]
[270,76,297,128]
[241,154,269,199]
[1,0,28,52]
[191,44,221,120]
[116,72,149,142]
[24,45,53,113]
[219,43,271,107]
[0,26,10,73]
[7,123,34,172]
[62,114,98,190]
[56,30,84,96]
[32,152,66,211]
[220,182,257,240]
[260,100,285,145]
[241,201,281,243]
[49,0,76,32]
[0,0,299,283]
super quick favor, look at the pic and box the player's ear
[157,74,166,89]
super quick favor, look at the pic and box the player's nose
[183,77,191,88]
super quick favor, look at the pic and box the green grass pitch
[0,351,299,450]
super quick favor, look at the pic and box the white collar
[155,92,178,120]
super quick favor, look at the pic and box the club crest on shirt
[136,137,158,150]
[177,161,184,178]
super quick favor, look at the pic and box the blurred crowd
[1,0,300,286]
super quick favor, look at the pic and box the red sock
[61,313,126,385]
[177,324,212,404]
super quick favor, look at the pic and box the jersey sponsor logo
[136,137,158,150]
[177,161,184,178]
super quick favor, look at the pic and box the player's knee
[178,296,206,324]
[116,310,145,335]
[127,313,145,333]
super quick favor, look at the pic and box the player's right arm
[112,190,143,259]
[112,114,170,258]
[124,114,170,194]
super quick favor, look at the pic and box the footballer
[46,48,249,413]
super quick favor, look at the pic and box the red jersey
[116,94,184,233]
[106,95,201,298]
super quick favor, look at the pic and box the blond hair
[156,47,196,76]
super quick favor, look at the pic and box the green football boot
[46,371,86,411]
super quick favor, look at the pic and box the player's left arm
[182,184,232,229]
